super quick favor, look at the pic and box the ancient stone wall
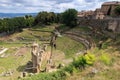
[78,18,120,33]
[101,1,120,16]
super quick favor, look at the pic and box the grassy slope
[67,47,120,80]
[56,36,84,58]
[66,26,120,80]
[1,25,119,80]
[13,25,120,80]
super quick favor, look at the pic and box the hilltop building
[77,10,94,19]
[94,8,105,19]
[101,1,120,16]
[77,1,120,19]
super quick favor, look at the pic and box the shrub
[102,42,109,49]
[64,64,74,74]
[22,70,66,80]
[100,53,111,65]
[72,52,96,70]
[114,5,120,15]
[83,53,96,65]
[22,52,96,80]
[72,56,86,69]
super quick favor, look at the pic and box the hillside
[0,24,120,80]
[66,26,120,80]
[22,25,120,80]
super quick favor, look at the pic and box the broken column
[31,42,40,73]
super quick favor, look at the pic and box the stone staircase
[63,31,96,50]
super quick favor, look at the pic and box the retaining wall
[78,19,120,33]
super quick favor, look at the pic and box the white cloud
[0,0,120,13]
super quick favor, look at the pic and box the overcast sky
[0,0,120,13]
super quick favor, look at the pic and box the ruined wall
[115,20,120,32]
[101,5,110,15]
[78,18,120,33]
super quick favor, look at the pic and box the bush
[114,5,120,15]
[102,42,109,49]
[64,64,74,74]
[100,53,111,65]
[22,70,66,80]
[72,56,86,69]
[72,52,96,70]
[22,52,96,80]
[83,53,96,65]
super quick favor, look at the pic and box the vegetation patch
[22,70,66,80]
[56,36,84,58]
[100,52,111,65]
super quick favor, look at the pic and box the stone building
[77,11,86,18]
[93,1,120,19]
[94,8,105,19]
[77,10,94,19]
[77,1,120,19]
[101,1,120,16]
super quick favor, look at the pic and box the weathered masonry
[78,19,120,33]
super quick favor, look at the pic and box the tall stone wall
[78,18,120,33]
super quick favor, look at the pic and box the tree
[1,18,9,32]
[0,16,34,34]
[62,9,78,27]
[25,15,34,27]
[34,11,49,25]
[12,17,26,30]
[114,5,120,16]
[34,11,59,25]
[55,13,62,23]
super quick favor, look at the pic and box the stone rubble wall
[78,18,120,33]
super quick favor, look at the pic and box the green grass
[0,42,23,48]
[0,56,17,71]
[0,48,31,80]
[72,26,91,32]
[84,69,120,80]
[22,70,66,80]
[0,49,31,70]
[31,24,55,32]
[56,36,84,58]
